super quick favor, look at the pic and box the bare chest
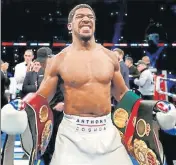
[60,51,114,86]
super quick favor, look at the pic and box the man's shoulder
[25,71,33,76]
[120,61,127,68]
[120,61,129,72]
[38,68,45,75]
[46,47,70,74]
[101,46,118,63]
[144,69,151,74]
[141,69,151,76]
[101,46,112,55]
[54,46,70,60]
[15,62,25,68]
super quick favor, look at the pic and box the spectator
[1,60,10,107]
[36,47,54,88]
[142,56,150,67]
[113,48,130,88]
[134,60,154,100]
[125,56,139,77]
[22,47,54,96]
[125,57,140,90]
[142,55,157,73]
[22,60,42,96]
[14,49,34,98]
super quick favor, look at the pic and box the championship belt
[112,91,162,165]
[20,93,53,165]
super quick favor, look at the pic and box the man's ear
[67,23,72,31]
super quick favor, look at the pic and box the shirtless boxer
[36,4,132,165]
[1,4,176,165]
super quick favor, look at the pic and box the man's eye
[89,16,94,19]
[76,15,83,18]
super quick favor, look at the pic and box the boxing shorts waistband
[63,113,112,134]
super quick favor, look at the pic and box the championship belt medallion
[39,105,49,123]
[136,119,151,138]
[40,120,53,155]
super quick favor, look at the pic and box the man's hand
[1,62,9,72]
[53,102,64,111]
[27,62,34,72]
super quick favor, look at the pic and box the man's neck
[72,36,96,50]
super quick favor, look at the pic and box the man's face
[24,51,34,64]
[142,57,150,65]
[33,61,41,72]
[69,8,95,42]
[125,60,131,67]
[137,64,145,72]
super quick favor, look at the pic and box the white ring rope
[156,76,176,99]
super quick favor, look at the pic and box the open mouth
[80,25,91,31]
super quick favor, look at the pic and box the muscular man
[2,4,176,165]
[36,4,132,165]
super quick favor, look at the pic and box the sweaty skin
[38,44,128,117]
[37,7,128,117]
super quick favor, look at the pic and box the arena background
[1,0,176,164]
[2,0,176,72]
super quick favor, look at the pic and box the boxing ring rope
[1,42,176,47]
[156,76,176,99]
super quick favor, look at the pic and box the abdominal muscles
[64,82,112,117]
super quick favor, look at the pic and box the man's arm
[36,55,59,102]
[134,71,147,87]
[111,54,129,101]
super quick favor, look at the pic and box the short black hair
[35,47,53,65]
[68,4,96,23]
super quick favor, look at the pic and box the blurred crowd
[2,47,176,106]
[113,48,155,100]
[1,47,64,163]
